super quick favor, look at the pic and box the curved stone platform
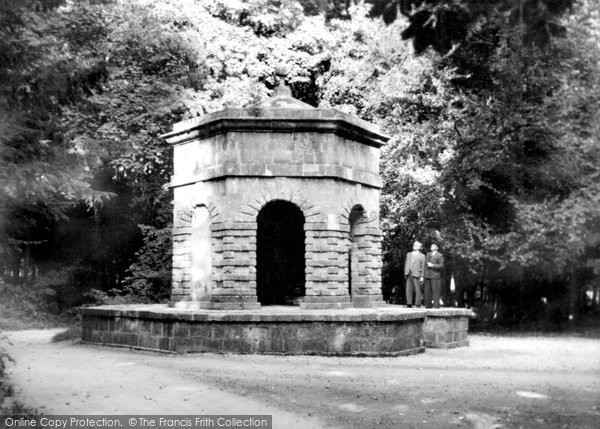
[81,305,473,356]
[423,309,472,348]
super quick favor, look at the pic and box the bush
[205,0,304,37]
[120,225,172,303]
[0,277,68,330]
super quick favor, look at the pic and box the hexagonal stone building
[162,81,389,310]
[82,81,474,355]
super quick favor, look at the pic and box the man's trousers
[405,275,422,306]
[424,277,441,308]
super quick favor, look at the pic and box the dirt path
[3,330,328,428]
[3,330,600,428]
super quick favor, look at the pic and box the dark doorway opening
[257,200,305,305]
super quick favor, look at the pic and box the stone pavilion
[162,79,389,310]
[81,78,473,356]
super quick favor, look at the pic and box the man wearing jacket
[404,241,425,307]
[424,243,444,308]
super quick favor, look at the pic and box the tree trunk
[518,281,524,329]
[22,245,30,283]
[319,0,327,14]
[568,265,578,324]
[12,257,20,284]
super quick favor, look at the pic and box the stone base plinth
[82,305,428,356]
[169,299,262,311]
[351,295,386,308]
[81,305,473,356]
[298,295,387,309]
[423,309,472,348]
[300,295,352,310]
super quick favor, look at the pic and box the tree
[321,1,600,322]
[368,0,575,53]
[2,0,597,326]
[0,0,112,283]
[0,0,340,304]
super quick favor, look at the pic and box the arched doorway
[348,204,365,298]
[256,200,305,305]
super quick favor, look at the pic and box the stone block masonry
[423,310,471,348]
[163,81,389,309]
[82,76,476,356]
[209,222,260,310]
[81,305,473,355]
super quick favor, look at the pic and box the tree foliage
[0,1,115,291]
[368,0,575,53]
[1,0,598,324]
[121,224,172,302]
[321,1,600,320]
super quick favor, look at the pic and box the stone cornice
[169,161,383,189]
[161,109,390,148]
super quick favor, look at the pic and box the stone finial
[250,65,313,109]
[273,66,292,98]
[275,65,288,78]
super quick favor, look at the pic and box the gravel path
[3,330,600,428]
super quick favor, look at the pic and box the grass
[51,325,82,343]
[0,283,76,331]
[0,313,72,331]
[0,334,39,415]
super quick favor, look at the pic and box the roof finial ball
[273,66,292,98]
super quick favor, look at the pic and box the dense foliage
[362,0,600,323]
[0,0,598,326]
[368,0,575,52]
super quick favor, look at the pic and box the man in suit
[424,243,444,308]
[404,241,425,307]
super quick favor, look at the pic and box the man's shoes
[406,304,413,308]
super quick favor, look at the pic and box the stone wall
[348,206,384,307]
[171,225,192,300]
[81,306,426,356]
[171,176,383,308]
[81,306,474,355]
[170,132,382,190]
[165,101,388,309]
[423,312,470,348]
[209,221,259,309]
[303,222,352,308]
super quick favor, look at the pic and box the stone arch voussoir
[343,201,378,227]
[242,184,315,222]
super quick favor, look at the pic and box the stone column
[209,221,260,310]
[350,226,385,307]
[171,224,192,302]
[301,221,352,309]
